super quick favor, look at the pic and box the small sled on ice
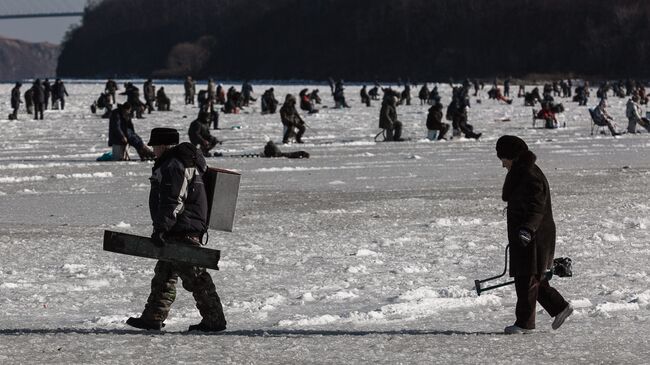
[474,244,573,296]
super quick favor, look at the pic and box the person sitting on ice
[593,98,622,136]
[309,89,322,104]
[536,102,558,129]
[261,88,279,114]
[489,86,513,104]
[378,95,404,142]
[188,110,221,157]
[425,102,450,140]
[156,87,171,111]
[108,103,156,161]
[299,88,318,114]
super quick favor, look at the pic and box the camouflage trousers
[141,259,226,327]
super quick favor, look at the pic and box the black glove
[518,228,532,247]
[151,230,166,247]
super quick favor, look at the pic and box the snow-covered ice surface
[0,82,649,364]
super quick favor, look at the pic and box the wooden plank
[103,230,220,270]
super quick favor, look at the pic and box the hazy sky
[0,16,82,44]
[0,0,87,44]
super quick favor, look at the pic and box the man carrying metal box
[126,127,227,332]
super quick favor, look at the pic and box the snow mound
[354,249,378,257]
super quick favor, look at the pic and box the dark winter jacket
[108,106,131,146]
[31,83,45,104]
[188,118,212,146]
[502,150,556,276]
[52,82,68,100]
[149,143,208,235]
[143,81,155,101]
[11,87,21,109]
[379,101,397,129]
[426,106,444,130]
[280,103,303,127]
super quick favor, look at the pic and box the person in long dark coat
[378,96,403,141]
[10,82,22,119]
[496,135,573,334]
[31,79,45,120]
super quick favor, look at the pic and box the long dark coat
[503,150,556,276]
[379,102,397,129]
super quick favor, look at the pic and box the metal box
[203,167,241,232]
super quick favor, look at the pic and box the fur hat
[496,135,528,160]
[148,128,179,146]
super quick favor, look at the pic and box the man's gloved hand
[151,230,166,247]
[518,228,533,247]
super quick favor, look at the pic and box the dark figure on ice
[105,79,118,104]
[108,103,155,161]
[261,88,279,114]
[368,86,380,100]
[536,102,558,129]
[592,99,622,136]
[428,85,440,105]
[524,88,542,106]
[126,128,227,332]
[24,88,33,115]
[573,83,589,106]
[261,140,310,159]
[222,87,241,114]
[378,96,403,142]
[184,76,196,105]
[626,95,650,133]
[189,111,221,157]
[241,80,256,107]
[121,83,145,118]
[31,79,45,120]
[216,84,226,105]
[447,88,481,140]
[156,87,171,111]
[51,79,69,110]
[299,88,318,114]
[43,78,52,110]
[400,84,411,106]
[309,89,322,105]
[418,84,430,105]
[496,135,573,334]
[426,102,449,141]
[332,79,350,108]
[280,94,306,144]
[9,82,22,120]
[143,79,156,114]
[360,85,371,107]
[91,92,113,118]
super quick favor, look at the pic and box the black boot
[126,317,164,330]
[188,321,226,333]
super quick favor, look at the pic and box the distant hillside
[57,0,650,80]
[0,37,59,81]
